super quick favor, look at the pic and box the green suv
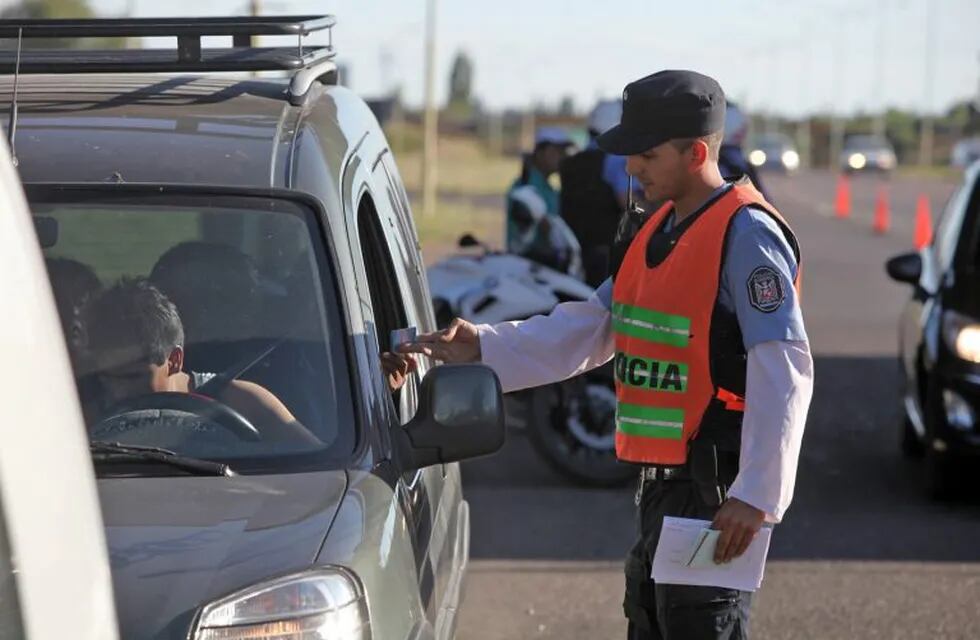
[2,16,504,640]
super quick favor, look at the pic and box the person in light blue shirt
[505,127,574,266]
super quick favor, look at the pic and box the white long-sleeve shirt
[475,191,814,523]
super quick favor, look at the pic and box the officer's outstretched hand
[397,317,482,364]
[711,498,766,564]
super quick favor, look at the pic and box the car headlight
[943,389,976,431]
[192,568,370,640]
[942,311,980,364]
[848,153,867,170]
[748,149,766,167]
[781,150,800,170]
[879,152,896,169]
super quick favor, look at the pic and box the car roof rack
[0,16,338,104]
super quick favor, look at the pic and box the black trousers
[624,476,752,639]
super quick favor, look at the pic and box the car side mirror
[394,364,505,472]
[885,252,922,285]
[458,233,480,248]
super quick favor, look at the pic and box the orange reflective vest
[611,181,800,466]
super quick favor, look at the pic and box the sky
[87,0,980,117]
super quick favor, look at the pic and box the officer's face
[625,141,689,202]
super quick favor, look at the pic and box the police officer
[718,101,770,201]
[399,70,813,640]
[559,100,645,286]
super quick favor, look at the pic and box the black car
[887,160,980,497]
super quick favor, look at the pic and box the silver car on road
[2,15,505,640]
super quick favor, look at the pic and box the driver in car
[79,278,319,443]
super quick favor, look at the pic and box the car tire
[924,447,957,501]
[922,378,959,500]
[900,415,924,458]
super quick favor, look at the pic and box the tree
[448,51,473,108]
[0,0,124,49]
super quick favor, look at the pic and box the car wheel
[924,446,957,500]
[922,378,959,500]
[900,415,924,458]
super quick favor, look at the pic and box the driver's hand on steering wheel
[381,352,417,391]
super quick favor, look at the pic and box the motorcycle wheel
[526,376,637,487]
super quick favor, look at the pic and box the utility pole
[918,0,937,167]
[765,51,778,134]
[830,24,847,171]
[797,32,813,169]
[421,0,439,218]
[872,0,888,139]
[125,0,138,48]
[487,112,503,156]
[521,106,536,152]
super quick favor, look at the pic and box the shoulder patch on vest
[746,265,785,313]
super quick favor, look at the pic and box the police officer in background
[718,101,770,201]
[560,100,646,286]
[399,70,813,639]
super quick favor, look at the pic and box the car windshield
[31,189,355,475]
[845,135,891,151]
[752,134,790,151]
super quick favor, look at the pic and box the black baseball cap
[596,70,726,156]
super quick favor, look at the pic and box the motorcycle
[427,232,635,487]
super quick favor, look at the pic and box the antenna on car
[6,28,23,167]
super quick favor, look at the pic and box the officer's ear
[687,139,710,173]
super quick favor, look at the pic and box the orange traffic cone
[834,174,851,219]
[913,193,933,249]
[873,184,890,235]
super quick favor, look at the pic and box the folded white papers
[651,516,772,592]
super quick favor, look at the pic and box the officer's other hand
[381,351,417,391]
[397,317,482,364]
[710,497,765,564]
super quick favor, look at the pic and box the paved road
[454,169,980,639]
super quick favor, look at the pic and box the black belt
[640,465,691,482]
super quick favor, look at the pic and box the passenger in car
[44,257,102,344]
[381,351,417,392]
[79,278,319,444]
[45,257,106,423]
[149,241,264,359]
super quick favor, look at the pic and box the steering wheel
[92,392,262,442]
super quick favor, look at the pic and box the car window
[31,191,356,475]
[845,135,890,150]
[378,152,435,332]
[960,177,980,268]
[933,184,969,272]
[0,496,25,640]
[355,195,419,427]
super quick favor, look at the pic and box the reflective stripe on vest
[611,181,801,466]
[611,302,690,348]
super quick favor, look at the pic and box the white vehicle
[0,138,118,639]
